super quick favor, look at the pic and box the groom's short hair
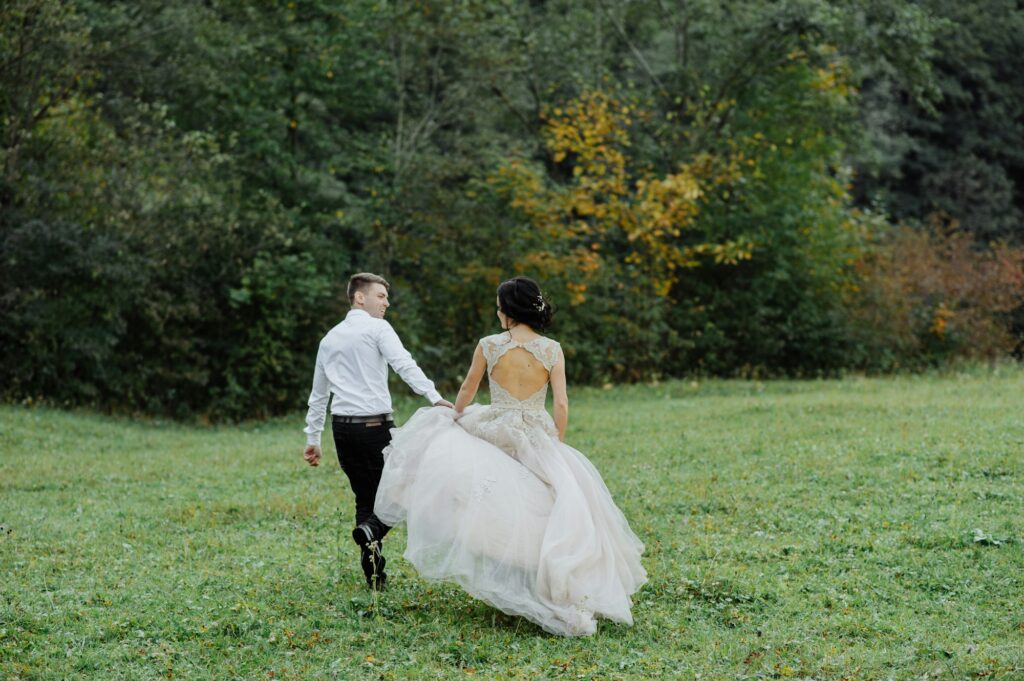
[347,272,390,303]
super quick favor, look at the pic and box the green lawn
[2,370,1023,679]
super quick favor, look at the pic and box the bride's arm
[550,349,569,441]
[454,344,487,414]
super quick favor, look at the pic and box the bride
[374,276,647,636]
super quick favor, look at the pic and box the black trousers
[331,416,393,542]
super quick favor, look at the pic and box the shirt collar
[346,309,371,319]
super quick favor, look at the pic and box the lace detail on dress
[472,475,498,501]
[490,380,547,411]
[482,334,561,371]
[479,334,561,412]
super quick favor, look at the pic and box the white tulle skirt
[374,405,647,636]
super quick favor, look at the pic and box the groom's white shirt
[303,309,442,446]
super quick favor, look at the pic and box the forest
[2,0,1023,419]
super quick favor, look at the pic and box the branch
[596,0,666,93]
[29,79,77,128]
[490,81,533,131]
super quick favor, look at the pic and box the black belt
[333,413,394,424]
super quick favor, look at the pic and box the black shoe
[360,543,387,590]
[352,522,376,547]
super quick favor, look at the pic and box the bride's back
[491,346,550,400]
[481,334,561,401]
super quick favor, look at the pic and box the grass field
[2,369,1023,679]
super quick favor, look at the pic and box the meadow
[1,369,1022,679]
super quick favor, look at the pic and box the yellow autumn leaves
[492,91,752,300]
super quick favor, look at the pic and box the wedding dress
[374,333,647,636]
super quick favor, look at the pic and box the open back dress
[374,333,647,636]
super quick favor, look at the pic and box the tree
[854,0,1024,243]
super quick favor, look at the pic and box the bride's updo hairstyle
[497,276,554,331]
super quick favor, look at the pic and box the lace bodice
[479,334,562,411]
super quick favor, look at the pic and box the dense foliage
[2,0,1023,418]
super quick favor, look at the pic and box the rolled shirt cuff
[306,432,322,447]
[425,389,443,405]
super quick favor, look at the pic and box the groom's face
[357,283,390,319]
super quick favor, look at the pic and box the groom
[302,272,452,589]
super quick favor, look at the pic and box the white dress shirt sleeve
[303,344,331,446]
[377,322,443,405]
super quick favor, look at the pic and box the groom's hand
[433,399,455,409]
[303,444,322,467]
